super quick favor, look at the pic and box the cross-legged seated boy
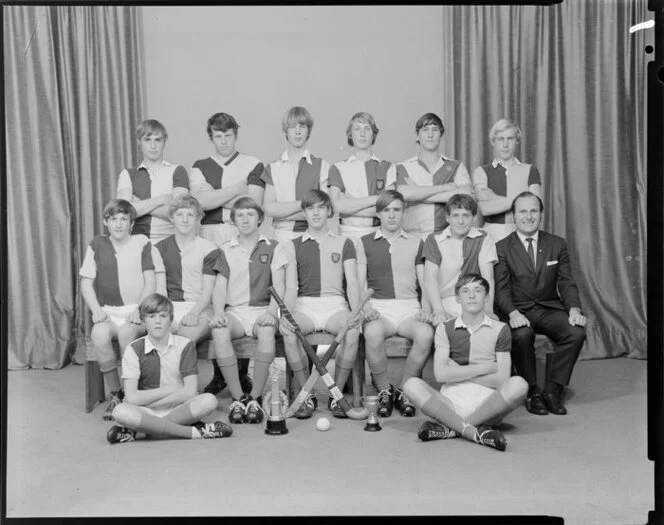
[80,199,158,420]
[280,189,362,419]
[356,190,434,418]
[152,195,223,354]
[209,197,288,424]
[403,274,528,451]
[107,294,232,443]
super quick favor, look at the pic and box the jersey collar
[144,333,176,355]
[280,149,312,165]
[302,230,336,242]
[491,157,522,168]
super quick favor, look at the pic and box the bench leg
[85,360,106,413]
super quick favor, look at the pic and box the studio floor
[6,357,652,524]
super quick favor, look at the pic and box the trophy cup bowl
[265,374,289,436]
[362,395,382,432]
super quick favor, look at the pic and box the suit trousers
[510,306,586,387]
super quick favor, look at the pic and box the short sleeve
[248,162,265,188]
[121,344,141,380]
[385,163,397,190]
[140,238,155,271]
[479,234,498,266]
[179,340,199,378]
[395,164,410,186]
[415,239,425,266]
[434,321,451,356]
[422,233,442,266]
[270,242,289,271]
[189,167,211,193]
[342,238,356,261]
[495,323,512,353]
[203,248,223,276]
[327,165,345,192]
[528,165,542,186]
[319,159,330,192]
[355,238,367,266]
[152,245,165,273]
[172,165,189,189]
[453,162,472,187]
[214,249,231,279]
[472,166,488,188]
[79,245,97,279]
[116,169,133,196]
[260,164,273,186]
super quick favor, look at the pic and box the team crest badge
[331,252,341,263]
[376,179,385,190]
[259,254,269,264]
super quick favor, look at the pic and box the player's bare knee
[363,321,384,344]
[503,376,528,402]
[196,393,218,414]
[91,323,113,346]
[403,377,425,399]
[413,323,434,346]
[112,404,139,427]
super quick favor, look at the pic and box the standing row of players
[81,107,586,450]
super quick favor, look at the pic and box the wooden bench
[85,332,363,413]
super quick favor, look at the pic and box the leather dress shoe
[542,391,567,415]
[525,393,549,415]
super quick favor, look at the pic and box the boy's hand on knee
[209,313,228,329]
[181,312,199,327]
[279,317,296,335]
[92,308,109,323]
[361,307,380,323]
[416,310,433,324]
[127,309,142,325]
[257,311,279,328]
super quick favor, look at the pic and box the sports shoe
[203,375,227,395]
[475,425,507,451]
[293,394,318,419]
[102,390,123,421]
[229,395,249,424]
[377,385,394,417]
[417,421,458,442]
[394,388,416,417]
[328,395,349,419]
[194,421,233,439]
[106,425,136,444]
[245,397,265,424]
[239,373,253,394]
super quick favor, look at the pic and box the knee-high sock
[211,359,223,380]
[421,397,478,443]
[401,354,427,387]
[334,358,356,392]
[100,361,121,393]
[166,395,217,425]
[136,413,194,439]
[466,390,520,427]
[218,356,243,400]
[251,352,274,399]
[365,347,390,392]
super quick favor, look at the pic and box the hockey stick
[283,288,374,418]
[268,287,370,420]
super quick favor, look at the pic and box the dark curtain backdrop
[441,1,649,358]
[5,6,145,369]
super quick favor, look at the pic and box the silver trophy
[362,395,382,432]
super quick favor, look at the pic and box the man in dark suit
[494,191,586,415]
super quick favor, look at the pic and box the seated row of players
[116,107,541,399]
[82,186,586,451]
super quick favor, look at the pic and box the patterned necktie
[526,237,535,268]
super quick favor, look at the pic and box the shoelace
[229,400,246,413]
[378,389,392,405]
[119,428,135,442]
[428,424,451,438]
[246,400,264,414]
[397,391,412,407]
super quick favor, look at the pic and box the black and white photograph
[3,3,656,524]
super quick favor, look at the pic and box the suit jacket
[494,230,581,316]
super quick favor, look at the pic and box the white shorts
[102,305,137,327]
[295,296,349,332]
[226,305,271,337]
[199,223,239,248]
[440,381,495,419]
[367,298,421,337]
[136,400,188,419]
[171,302,213,331]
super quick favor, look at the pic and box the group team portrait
[4,3,654,524]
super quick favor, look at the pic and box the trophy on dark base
[265,374,289,435]
[363,395,382,432]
